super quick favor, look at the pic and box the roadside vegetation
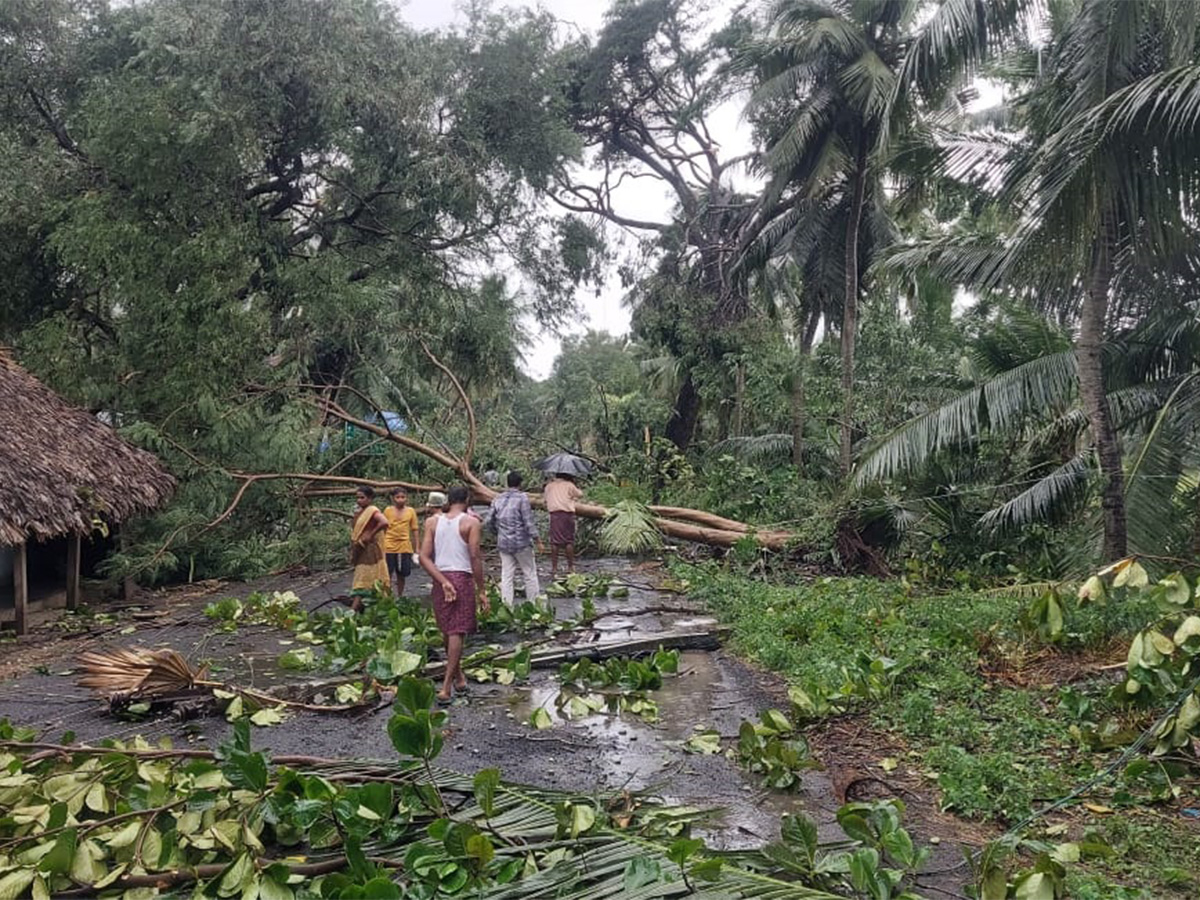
[681,562,1200,898]
[5,0,1200,897]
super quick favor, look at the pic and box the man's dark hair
[507,470,523,488]
[357,485,376,499]
[447,485,470,506]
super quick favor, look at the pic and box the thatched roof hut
[0,353,174,545]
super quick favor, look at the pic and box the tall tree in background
[743,0,1031,476]
[553,0,761,450]
[0,0,590,577]
[883,0,1200,559]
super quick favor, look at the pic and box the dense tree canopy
[5,0,1200,580]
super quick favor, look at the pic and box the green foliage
[735,709,819,791]
[204,591,304,632]
[599,500,663,554]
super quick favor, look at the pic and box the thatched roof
[0,353,174,545]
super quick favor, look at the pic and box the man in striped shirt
[483,471,543,607]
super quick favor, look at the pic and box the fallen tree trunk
[200,389,800,552]
[529,628,730,666]
[425,628,729,675]
[646,506,752,532]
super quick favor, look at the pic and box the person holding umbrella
[544,472,583,578]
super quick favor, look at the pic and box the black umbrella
[533,452,594,478]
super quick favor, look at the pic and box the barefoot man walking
[419,485,488,703]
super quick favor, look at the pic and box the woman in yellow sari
[350,486,389,599]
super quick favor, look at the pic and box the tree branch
[420,341,477,471]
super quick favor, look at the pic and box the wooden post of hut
[12,543,27,637]
[66,535,81,611]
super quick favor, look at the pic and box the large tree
[0,0,588,578]
[878,0,1200,560]
[551,0,765,450]
[741,0,1032,476]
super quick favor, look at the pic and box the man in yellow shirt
[383,488,420,598]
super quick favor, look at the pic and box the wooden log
[425,628,729,675]
[527,628,730,668]
[66,534,81,611]
[13,542,27,636]
[647,506,751,532]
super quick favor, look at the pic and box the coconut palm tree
[878,0,1200,560]
[741,0,1033,477]
[858,272,1200,565]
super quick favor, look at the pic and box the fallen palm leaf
[76,648,364,714]
[77,648,215,696]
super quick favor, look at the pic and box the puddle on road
[491,650,827,850]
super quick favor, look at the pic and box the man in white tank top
[419,485,487,703]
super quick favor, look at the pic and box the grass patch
[678,563,1200,898]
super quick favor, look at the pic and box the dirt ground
[0,555,978,894]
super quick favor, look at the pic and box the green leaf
[218,853,255,897]
[569,804,596,838]
[278,647,316,670]
[1173,616,1200,648]
[529,708,553,730]
[387,714,432,759]
[1046,594,1064,638]
[1014,871,1055,900]
[690,857,724,882]
[93,863,128,889]
[84,783,109,813]
[623,856,662,890]
[465,833,495,866]
[761,708,793,734]
[70,840,104,884]
[394,677,436,715]
[224,695,245,722]
[259,877,295,900]
[683,730,722,754]
[0,870,35,900]
[222,749,268,794]
[250,707,287,727]
[1077,575,1106,605]
[38,829,77,875]
[1161,573,1191,605]
[666,837,704,866]
[473,768,500,819]
[1114,561,1149,589]
[387,650,423,677]
[1148,631,1175,657]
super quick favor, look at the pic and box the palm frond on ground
[600,500,664,554]
[369,768,845,899]
[77,648,211,696]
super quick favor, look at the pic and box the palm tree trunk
[732,362,745,437]
[665,371,701,450]
[791,308,821,473]
[840,158,868,477]
[790,366,805,471]
[1078,211,1127,560]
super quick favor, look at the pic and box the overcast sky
[396,0,751,379]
